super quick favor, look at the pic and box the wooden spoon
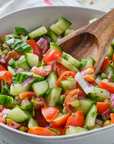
[57,8,114,74]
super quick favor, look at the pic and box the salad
[0,17,114,136]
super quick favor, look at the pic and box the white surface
[0,0,114,18]
[0,0,81,18]
[77,0,114,12]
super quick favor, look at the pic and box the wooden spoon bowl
[57,8,114,74]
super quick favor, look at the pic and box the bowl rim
[1,122,114,140]
[0,5,107,140]
[0,5,105,20]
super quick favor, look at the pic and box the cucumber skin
[7,107,30,123]
[57,57,79,73]
[28,26,47,39]
[89,87,110,102]
[0,95,13,107]
[84,104,97,128]
[10,83,30,96]
[76,99,96,116]
[32,80,49,98]
[46,72,58,88]
[45,87,62,106]
[50,42,63,53]
[65,126,88,135]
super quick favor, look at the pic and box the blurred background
[0,0,114,18]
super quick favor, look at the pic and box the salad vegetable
[0,17,114,137]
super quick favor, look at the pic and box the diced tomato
[41,107,60,123]
[0,71,13,84]
[42,50,62,65]
[99,81,114,93]
[64,89,80,114]
[5,119,21,129]
[0,105,9,112]
[78,90,86,99]
[65,111,84,130]
[32,97,47,110]
[54,63,68,77]
[100,57,110,74]
[27,39,41,59]
[34,110,48,127]
[1,34,10,43]
[0,65,7,71]
[110,113,114,124]
[112,54,114,62]
[50,126,65,135]
[31,65,52,77]
[97,102,109,115]
[50,113,70,127]
[5,51,22,68]
[0,113,4,124]
[63,90,72,95]
[28,127,57,136]
[19,91,37,100]
[57,71,76,87]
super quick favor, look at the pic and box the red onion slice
[37,37,50,56]
[101,108,111,116]
[101,79,109,83]
[95,119,103,127]
[15,67,24,74]
[21,77,34,87]
[109,94,114,102]
[108,71,113,79]
[80,71,87,77]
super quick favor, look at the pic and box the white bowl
[0,6,112,144]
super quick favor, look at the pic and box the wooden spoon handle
[86,8,114,45]
[86,8,114,73]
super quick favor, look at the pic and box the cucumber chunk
[79,57,95,70]
[64,28,75,36]
[45,87,62,106]
[89,87,110,102]
[65,126,88,135]
[32,80,49,98]
[84,104,97,128]
[15,55,30,70]
[16,72,33,83]
[28,118,39,129]
[60,79,76,92]
[62,52,81,69]
[57,57,79,73]
[32,73,44,83]
[25,53,39,67]
[106,45,113,60]
[7,107,30,123]
[0,95,13,107]
[76,99,96,116]
[103,64,114,75]
[46,72,58,88]
[46,30,58,43]
[50,42,63,53]
[28,26,47,39]
[50,18,72,35]
[10,83,30,96]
